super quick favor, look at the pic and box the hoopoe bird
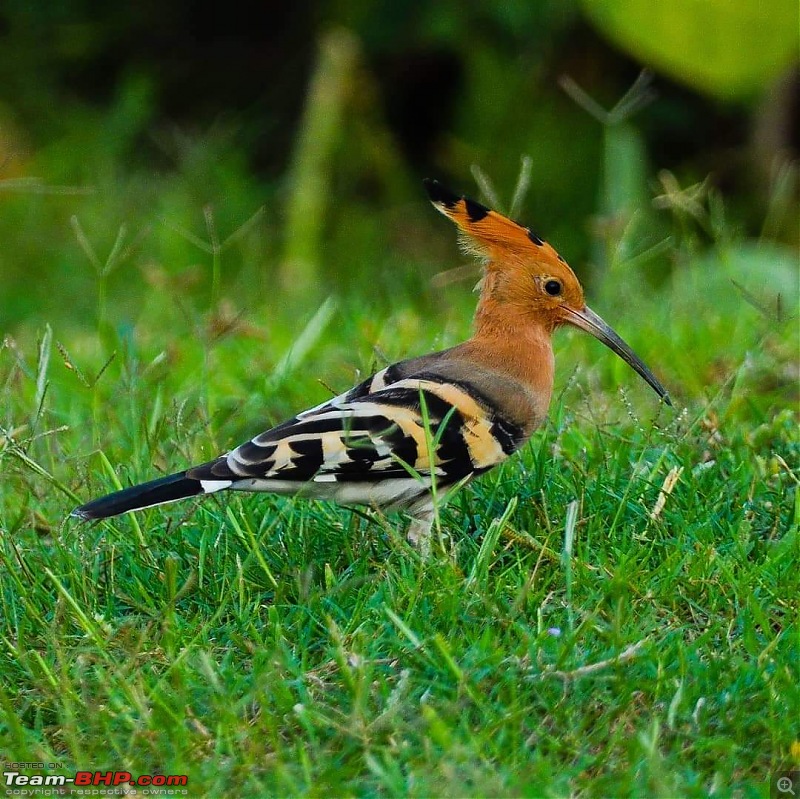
[73,180,670,550]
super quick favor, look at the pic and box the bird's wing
[186,366,526,508]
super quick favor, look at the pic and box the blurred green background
[0,0,797,334]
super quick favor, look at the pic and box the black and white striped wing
[186,373,525,511]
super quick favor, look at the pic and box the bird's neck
[460,305,556,418]
[473,314,553,377]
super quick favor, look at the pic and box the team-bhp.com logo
[3,767,188,795]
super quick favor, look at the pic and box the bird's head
[424,179,670,405]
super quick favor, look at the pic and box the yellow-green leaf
[583,0,799,99]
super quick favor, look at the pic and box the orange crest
[423,178,566,269]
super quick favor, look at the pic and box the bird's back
[186,342,547,512]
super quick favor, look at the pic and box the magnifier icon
[778,777,795,795]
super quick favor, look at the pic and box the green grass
[0,159,798,798]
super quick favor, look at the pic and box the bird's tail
[72,471,216,520]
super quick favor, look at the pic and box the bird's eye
[544,279,562,296]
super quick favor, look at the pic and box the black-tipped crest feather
[423,178,460,208]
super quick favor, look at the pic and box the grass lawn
[0,171,797,797]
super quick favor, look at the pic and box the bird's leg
[406,506,435,558]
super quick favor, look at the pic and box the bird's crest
[423,178,565,267]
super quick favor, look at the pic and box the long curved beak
[563,305,671,406]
